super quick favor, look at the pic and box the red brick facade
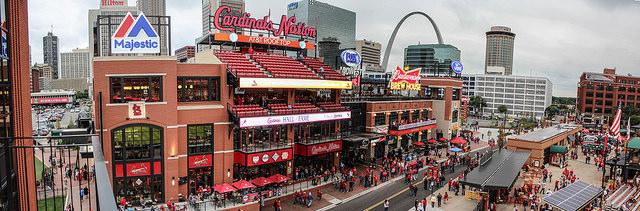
[577,68,640,116]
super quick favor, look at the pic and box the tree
[545,105,560,120]
[497,105,508,149]
[469,96,487,117]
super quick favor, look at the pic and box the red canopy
[232,180,256,190]
[427,139,437,144]
[251,177,272,187]
[451,137,467,145]
[439,137,447,142]
[268,174,290,183]
[213,183,237,194]
[414,141,426,147]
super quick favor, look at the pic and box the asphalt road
[330,147,490,211]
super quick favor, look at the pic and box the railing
[389,119,437,131]
[9,134,118,211]
[295,134,343,145]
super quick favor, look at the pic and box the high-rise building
[404,44,460,76]
[60,48,91,79]
[287,0,356,54]
[88,5,140,58]
[33,63,54,90]
[2,0,38,210]
[577,68,640,116]
[201,0,245,35]
[31,68,41,93]
[175,45,195,62]
[318,37,341,69]
[485,26,515,75]
[355,39,382,71]
[137,0,165,16]
[462,74,552,119]
[43,32,59,79]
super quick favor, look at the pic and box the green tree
[469,96,487,117]
[545,105,560,120]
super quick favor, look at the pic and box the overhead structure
[381,11,444,71]
[461,150,530,189]
[543,180,602,211]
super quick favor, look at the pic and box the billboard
[111,12,160,54]
[239,78,352,89]
[389,66,421,90]
[239,111,351,128]
[340,50,361,67]
[213,6,316,38]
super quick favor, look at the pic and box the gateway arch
[381,12,444,70]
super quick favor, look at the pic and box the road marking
[363,179,426,211]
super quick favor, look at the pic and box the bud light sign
[340,50,361,67]
[111,12,160,54]
[451,60,463,74]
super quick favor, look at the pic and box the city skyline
[27,0,640,97]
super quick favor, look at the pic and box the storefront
[233,148,293,180]
[111,124,165,204]
[294,140,342,179]
[389,120,437,151]
[187,124,215,195]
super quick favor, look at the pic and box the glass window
[177,77,220,102]
[112,124,163,161]
[389,112,399,124]
[187,124,214,155]
[110,76,162,103]
[374,113,386,126]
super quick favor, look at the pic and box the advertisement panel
[295,140,342,156]
[340,50,361,67]
[239,78,352,89]
[389,66,422,90]
[214,33,314,49]
[188,154,213,168]
[239,111,351,128]
[31,97,70,104]
[111,12,160,54]
[234,148,293,167]
[126,162,151,177]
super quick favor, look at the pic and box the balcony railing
[9,134,118,211]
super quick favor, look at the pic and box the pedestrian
[437,193,442,207]
[430,194,436,208]
[444,191,449,203]
[414,199,419,210]
[79,187,84,201]
[384,199,389,211]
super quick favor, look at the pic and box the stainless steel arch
[381,12,444,71]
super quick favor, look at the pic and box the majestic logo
[111,12,160,54]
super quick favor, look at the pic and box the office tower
[137,0,165,16]
[32,63,53,90]
[202,0,245,35]
[355,39,382,71]
[287,0,356,54]
[404,44,460,76]
[318,37,341,69]
[485,26,515,75]
[43,32,59,79]
[60,48,91,79]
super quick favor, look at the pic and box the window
[177,77,220,102]
[112,124,162,161]
[452,110,459,123]
[187,124,214,155]
[401,111,410,122]
[411,111,420,121]
[374,113,386,126]
[389,112,399,124]
[110,76,162,103]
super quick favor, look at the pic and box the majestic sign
[389,66,422,90]
[340,50,361,67]
[451,60,463,74]
[213,6,317,38]
[239,111,351,128]
[188,154,213,168]
[111,12,160,54]
[214,33,314,49]
[234,148,293,167]
[128,101,146,119]
[295,140,343,156]
[239,78,352,89]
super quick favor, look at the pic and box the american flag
[610,104,622,138]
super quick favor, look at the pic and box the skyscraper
[88,5,139,58]
[60,48,91,79]
[404,44,460,76]
[201,0,245,35]
[355,39,382,71]
[287,0,356,54]
[485,26,515,75]
[137,0,165,16]
[43,32,59,79]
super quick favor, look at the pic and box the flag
[610,104,622,138]
[627,117,632,141]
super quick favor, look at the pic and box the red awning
[414,142,426,147]
[251,177,273,187]
[213,183,237,194]
[232,180,256,190]
[439,137,448,142]
[268,174,290,183]
[451,137,467,145]
[388,124,437,136]
[427,139,437,144]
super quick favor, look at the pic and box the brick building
[577,68,640,116]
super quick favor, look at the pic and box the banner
[31,97,70,104]
[389,66,421,90]
[188,154,213,168]
[295,140,342,156]
[214,33,315,49]
[239,111,351,128]
[239,78,352,89]
[234,148,293,167]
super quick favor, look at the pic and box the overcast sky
[27,0,640,97]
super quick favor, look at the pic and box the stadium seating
[231,104,268,117]
[251,53,321,79]
[318,102,348,112]
[215,51,269,78]
[268,103,321,115]
[300,57,348,80]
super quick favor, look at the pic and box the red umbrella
[268,174,290,183]
[414,142,426,147]
[439,137,447,142]
[232,180,256,190]
[251,177,272,187]
[213,183,237,194]
[581,129,590,133]
[427,139,437,144]
[450,137,467,145]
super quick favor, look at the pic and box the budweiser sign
[213,6,317,38]
[389,66,421,90]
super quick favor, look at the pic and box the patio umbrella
[232,180,256,190]
[268,174,290,183]
[449,147,463,153]
[439,137,447,142]
[414,141,426,147]
[427,139,437,144]
[251,177,273,187]
[581,129,590,133]
[213,183,237,194]
[450,137,467,145]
